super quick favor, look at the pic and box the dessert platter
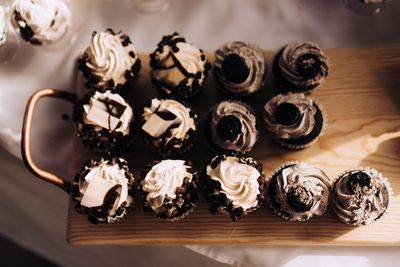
[21,28,400,245]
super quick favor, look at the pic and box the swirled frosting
[141,98,196,145]
[83,90,133,135]
[214,41,265,95]
[82,29,140,90]
[76,158,133,222]
[0,7,7,47]
[141,160,193,213]
[264,93,317,139]
[332,168,391,225]
[207,156,261,211]
[271,163,331,221]
[277,42,329,90]
[12,0,71,45]
[210,101,258,153]
[150,32,210,98]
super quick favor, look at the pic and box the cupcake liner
[203,155,266,221]
[139,159,199,221]
[272,45,320,95]
[331,166,394,226]
[205,99,260,155]
[273,97,327,150]
[138,98,199,157]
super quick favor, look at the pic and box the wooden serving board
[68,48,400,245]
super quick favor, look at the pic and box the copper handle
[21,89,77,193]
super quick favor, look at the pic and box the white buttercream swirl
[151,33,208,95]
[273,163,331,221]
[83,90,133,135]
[141,160,193,213]
[207,156,261,211]
[12,0,71,45]
[142,98,196,144]
[78,159,133,220]
[264,93,317,139]
[84,30,139,89]
[332,168,390,225]
[214,41,265,94]
[210,101,258,153]
[278,42,329,89]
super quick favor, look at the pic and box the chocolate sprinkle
[296,53,322,80]
[348,171,373,193]
[286,186,313,212]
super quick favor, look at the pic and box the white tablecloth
[1,0,399,266]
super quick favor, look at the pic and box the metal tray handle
[21,89,76,193]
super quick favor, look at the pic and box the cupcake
[73,90,135,155]
[71,157,135,224]
[214,41,266,97]
[203,155,265,221]
[138,98,199,157]
[78,29,141,92]
[140,159,199,221]
[267,162,331,221]
[11,0,71,45]
[263,93,326,150]
[206,100,258,154]
[331,167,392,226]
[149,32,211,100]
[273,42,329,93]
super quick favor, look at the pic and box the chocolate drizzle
[98,97,127,131]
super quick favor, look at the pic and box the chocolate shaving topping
[155,110,177,121]
[286,185,313,212]
[216,115,242,141]
[274,102,301,126]
[348,171,373,193]
[222,53,250,83]
[98,97,127,130]
[296,53,322,79]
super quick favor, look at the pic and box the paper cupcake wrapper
[266,160,331,222]
[332,166,394,226]
[273,96,327,150]
[205,99,260,155]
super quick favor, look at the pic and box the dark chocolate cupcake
[214,41,266,97]
[267,162,331,221]
[203,155,265,221]
[138,98,199,157]
[263,93,326,150]
[78,29,141,92]
[149,32,211,100]
[273,42,329,94]
[140,159,199,221]
[71,157,135,224]
[73,90,135,155]
[332,167,392,226]
[206,100,258,154]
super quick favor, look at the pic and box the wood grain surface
[67,48,400,245]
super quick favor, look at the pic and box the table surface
[68,48,400,245]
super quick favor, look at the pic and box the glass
[344,0,391,15]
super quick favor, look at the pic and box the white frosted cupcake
[79,29,141,92]
[11,0,71,45]
[72,158,135,224]
[267,162,332,221]
[203,155,266,221]
[332,167,393,226]
[140,159,199,221]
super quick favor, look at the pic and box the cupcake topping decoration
[80,29,141,91]
[11,0,71,45]
[83,90,133,135]
[0,7,7,47]
[149,32,210,98]
[206,156,261,211]
[277,42,329,90]
[141,160,193,212]
[142,98,196,143]
[269,163,331,221]
[72,158,134,223]
[332,168,391,225]
[214,41,265,95]
[210,101,258,153]
[264,93,316,139]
